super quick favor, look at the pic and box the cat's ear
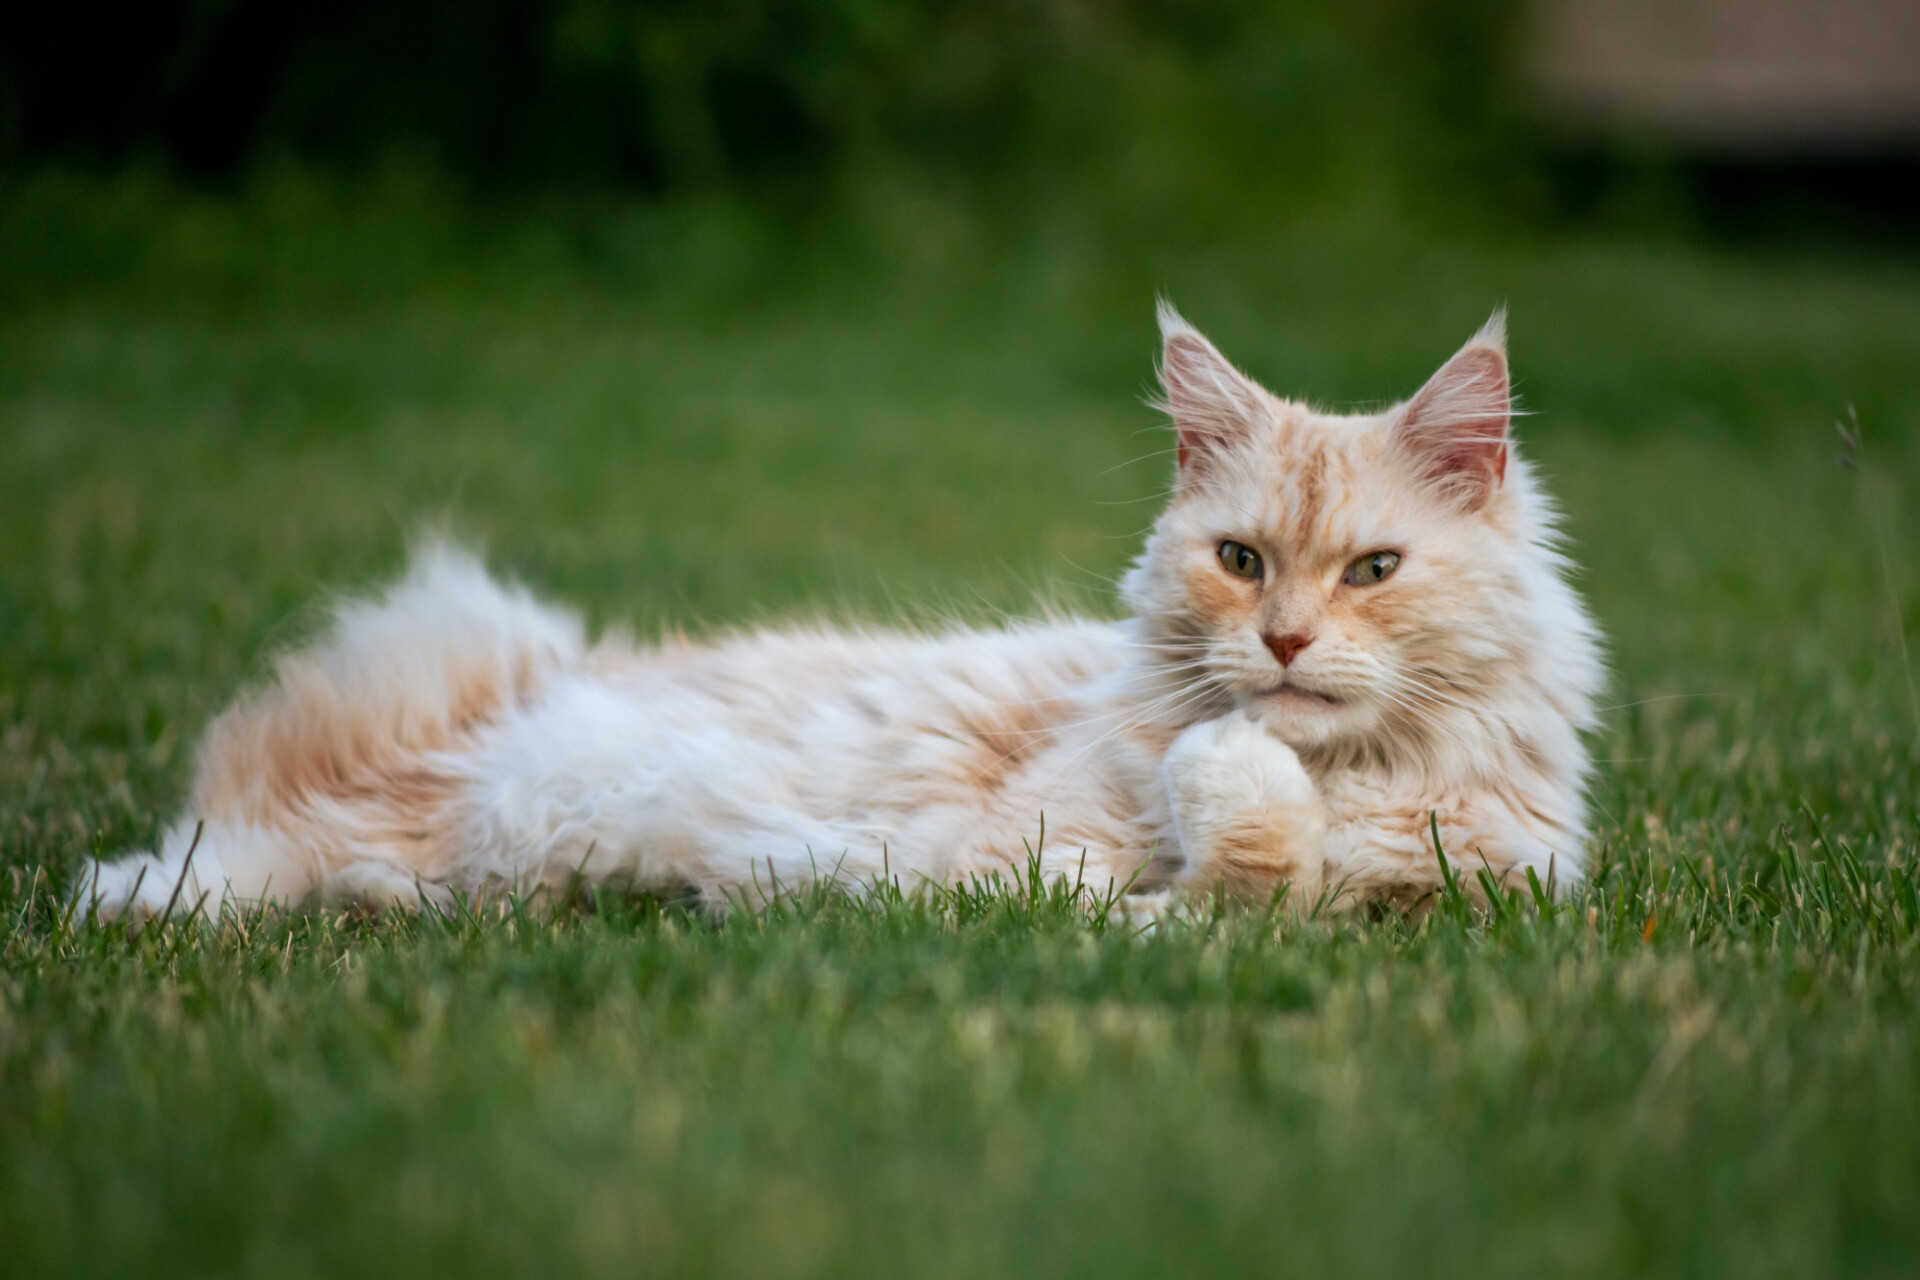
[1157,301,1267,477]
[1394,311,1510,511]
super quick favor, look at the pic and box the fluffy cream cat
[82,306,1602,918]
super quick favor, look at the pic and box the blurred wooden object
[1529,0,1920,154]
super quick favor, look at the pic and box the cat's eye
[1217,540,1263,581]
[1343,551,1401,586]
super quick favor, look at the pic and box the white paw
[1112,889,1172,932]
[1164,710,1317,813]
[1164,711,1326,903]
[1110,890,1212,935]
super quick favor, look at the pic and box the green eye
[1217,540,1263,580]
[1344,551,1401,586]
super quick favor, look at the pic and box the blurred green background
[4,1,1541,217]
[7,0,1915,237]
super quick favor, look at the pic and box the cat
[80,304,1603,919]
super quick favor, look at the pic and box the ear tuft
[1155,300,1266,477]
[1469,306,1507,353]
[1395,314,1512,510]
[1156,297,1201,344]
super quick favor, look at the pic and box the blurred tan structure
[1530,0,1920,154]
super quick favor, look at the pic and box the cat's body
[83,307,1603,917]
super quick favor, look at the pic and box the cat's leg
[1163,710,1327,911]
[1317,803,1577,911]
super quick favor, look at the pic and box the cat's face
[1124,307,1541,752]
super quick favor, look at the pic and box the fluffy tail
[79,543,584,918]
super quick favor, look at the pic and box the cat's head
[1122,304,1593,762]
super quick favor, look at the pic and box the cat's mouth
[1265,679,1343,709]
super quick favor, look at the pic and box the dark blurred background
[4,0,1916,241]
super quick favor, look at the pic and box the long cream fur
[82,309,1603,917]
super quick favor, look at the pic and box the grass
[3,173,1920,1277]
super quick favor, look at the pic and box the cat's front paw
[1165,711,1318,809]
[1164,711,1327,910]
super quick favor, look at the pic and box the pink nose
[1264,630,1314,667]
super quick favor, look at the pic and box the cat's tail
[76,542,586,920]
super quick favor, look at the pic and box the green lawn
[4,178,1919,1277]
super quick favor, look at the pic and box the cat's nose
[1263,630,1314,667]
